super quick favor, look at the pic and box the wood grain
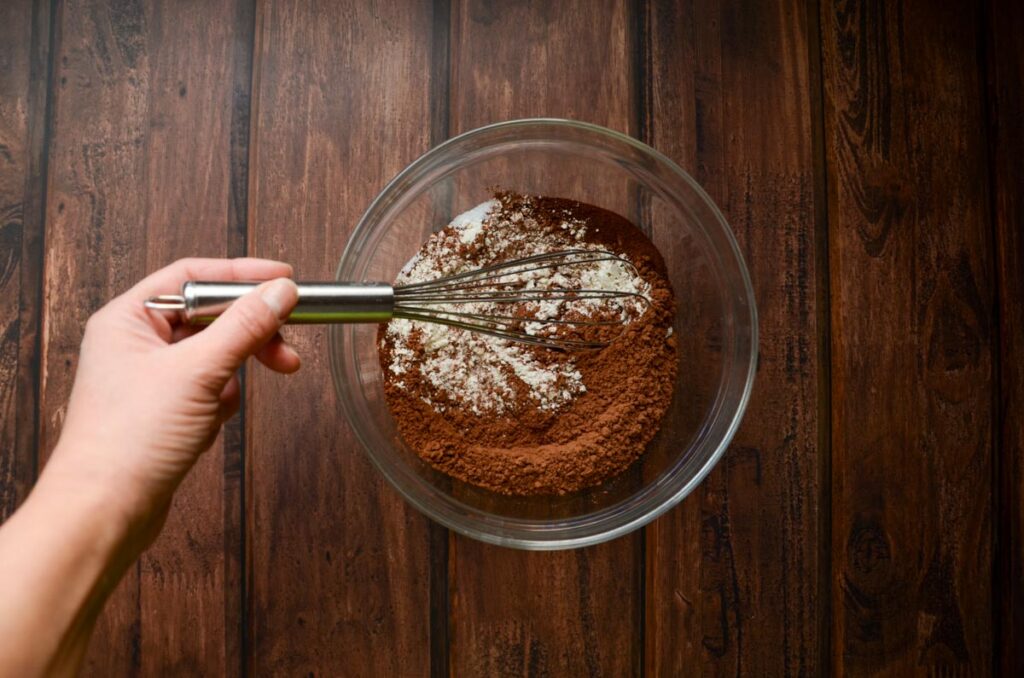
[221,1,256,674]
[447,1,642,675]
[822,0,994,673]
[0,0,50,521]
[642,0,823,674]
[988,0,1024,673]
[40,0,250,673]
[245,1,436,674]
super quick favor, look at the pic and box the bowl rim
[331,117,758,549]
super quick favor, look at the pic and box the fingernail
[261,278,296,321]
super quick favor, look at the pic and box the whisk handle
[144,281,395,325]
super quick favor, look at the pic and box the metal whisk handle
[144,281,395,325]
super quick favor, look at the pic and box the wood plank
[988,0,1024,673]
[221,0,256,675]
[447,1,642,675]
[642,0,823,674]
[40,0,251,673]
[0,0,50,521]
[245,2,435,674]
[822,0,994,673]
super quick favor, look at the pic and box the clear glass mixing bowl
[330,119,756,549]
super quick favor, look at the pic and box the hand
[0,258,301,676]
[42,257,301,545]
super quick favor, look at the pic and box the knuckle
[176,256,202,268]
[84,309,106,334]
[188,360,230,394]
[174,257,202,277]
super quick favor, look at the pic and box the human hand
[42,258,301,545]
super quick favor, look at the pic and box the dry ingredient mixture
[378,193,678,495]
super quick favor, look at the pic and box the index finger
[122,257,294,305]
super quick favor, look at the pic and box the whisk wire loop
[392,249,650,350]
[392,308,611,350]
[394,249,638,293]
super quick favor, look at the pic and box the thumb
[186,278,298,377]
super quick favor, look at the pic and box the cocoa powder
[378,193,678,495]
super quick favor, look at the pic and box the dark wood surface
[823,1,996,673]
[0,0,1020,675]
[247,2,435,675]
[643,0,823,674]
[989,0,1024,674]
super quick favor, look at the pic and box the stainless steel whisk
[144,250,649,350]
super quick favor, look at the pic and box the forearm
[0,451,148,677]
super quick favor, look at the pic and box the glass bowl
[330,119,756,550]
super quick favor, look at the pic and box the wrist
[30,465,137,561]
[35,443,166,559]
[0,454,149,675]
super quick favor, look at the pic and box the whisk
[144,250,649,350]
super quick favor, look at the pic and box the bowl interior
[332,120,755,548]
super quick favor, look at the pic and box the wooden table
[1,0,1020,675]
